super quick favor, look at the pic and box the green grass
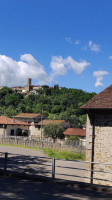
[0,143,85,161]
[0,143,39,151]
[43,148,85,161]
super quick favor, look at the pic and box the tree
[43,124,64,140]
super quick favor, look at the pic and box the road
[0,146,85,182]
[0,176,111,200]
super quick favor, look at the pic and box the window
[11,129,14,136]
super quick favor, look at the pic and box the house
[81,84,112,186]
[0,116,30,136]
[63,128,86,140]
[13,113,41,123]
[63,128,86,146]
[29,119,70,138]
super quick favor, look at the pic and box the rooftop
[63,128,86,136]
[0,116,30,125]
[37,119,65,126]
[81,84,112,109]
[14,113,41,118]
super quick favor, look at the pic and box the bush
[68,136,79,141]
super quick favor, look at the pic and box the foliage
[0,86,96,126]
[43,148,85,160]
[67,136,79,141]
[43,124,65,139]
[79,114,87,124]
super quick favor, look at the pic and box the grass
[0,143,85,161]
[43,148,85,161]
[0,143,39,151]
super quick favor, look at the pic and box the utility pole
[41,107,43,141]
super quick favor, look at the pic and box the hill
[0,86,96,127]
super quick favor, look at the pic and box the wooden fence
[0,136,85,154]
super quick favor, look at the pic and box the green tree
[43,124,64,140]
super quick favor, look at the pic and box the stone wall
[86,111,112,186]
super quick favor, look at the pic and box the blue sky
[0,0,112,93]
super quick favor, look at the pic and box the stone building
[13,113,41,123]
[81,85,112,186]
[11,78,43,93]
[0,116,30,136]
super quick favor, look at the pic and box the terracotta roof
[14,113,41,118]
[81,84,112,109]
[63,128,86,136]
[37,119,65,126]
[0,116,30,125]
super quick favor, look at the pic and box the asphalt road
[0,176,111,200]
[0,146,85,182]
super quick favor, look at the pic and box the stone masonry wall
[86,112,112,186]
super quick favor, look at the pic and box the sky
[0,0,112,93]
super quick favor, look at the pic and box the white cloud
[50,56,90,76]
[50,56,67,76]
[0,54,90,87]
[108,55,112,60]
[65,37,72,44]
[75,40,81,45]
[65,38,81,45]
[0,54,50,86]
[93,70,109,87]
[88,40,100,52]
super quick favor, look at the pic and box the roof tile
[0,116,30,125]
[81,84,112,109]
[14,113,41,118]
[63,128,86,136]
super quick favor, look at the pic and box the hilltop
[0,85,96,127]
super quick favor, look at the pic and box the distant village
[0,78,86,144]
[0,78,61,94]
[0,113,86,145]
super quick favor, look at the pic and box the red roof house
[0,116,30,137]
[63,128,86,139]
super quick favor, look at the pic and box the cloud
[108,55,112,60]
[88,40,101,52]
[50,56,90,76]
[0,54,90,87]
[75,40,81,45]
[65,37,72,44]
[0,54,50,86]
[65,38,81,46]
[93,71,109,87]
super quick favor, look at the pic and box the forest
[0,85,96,127]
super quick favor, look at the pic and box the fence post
[52,158,55,180]
[4,152,8,173]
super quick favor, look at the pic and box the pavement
[0,176,111,200]
[0,146,85,182]
[0,146,111,199]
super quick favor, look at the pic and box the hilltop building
[11,78,43,93]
